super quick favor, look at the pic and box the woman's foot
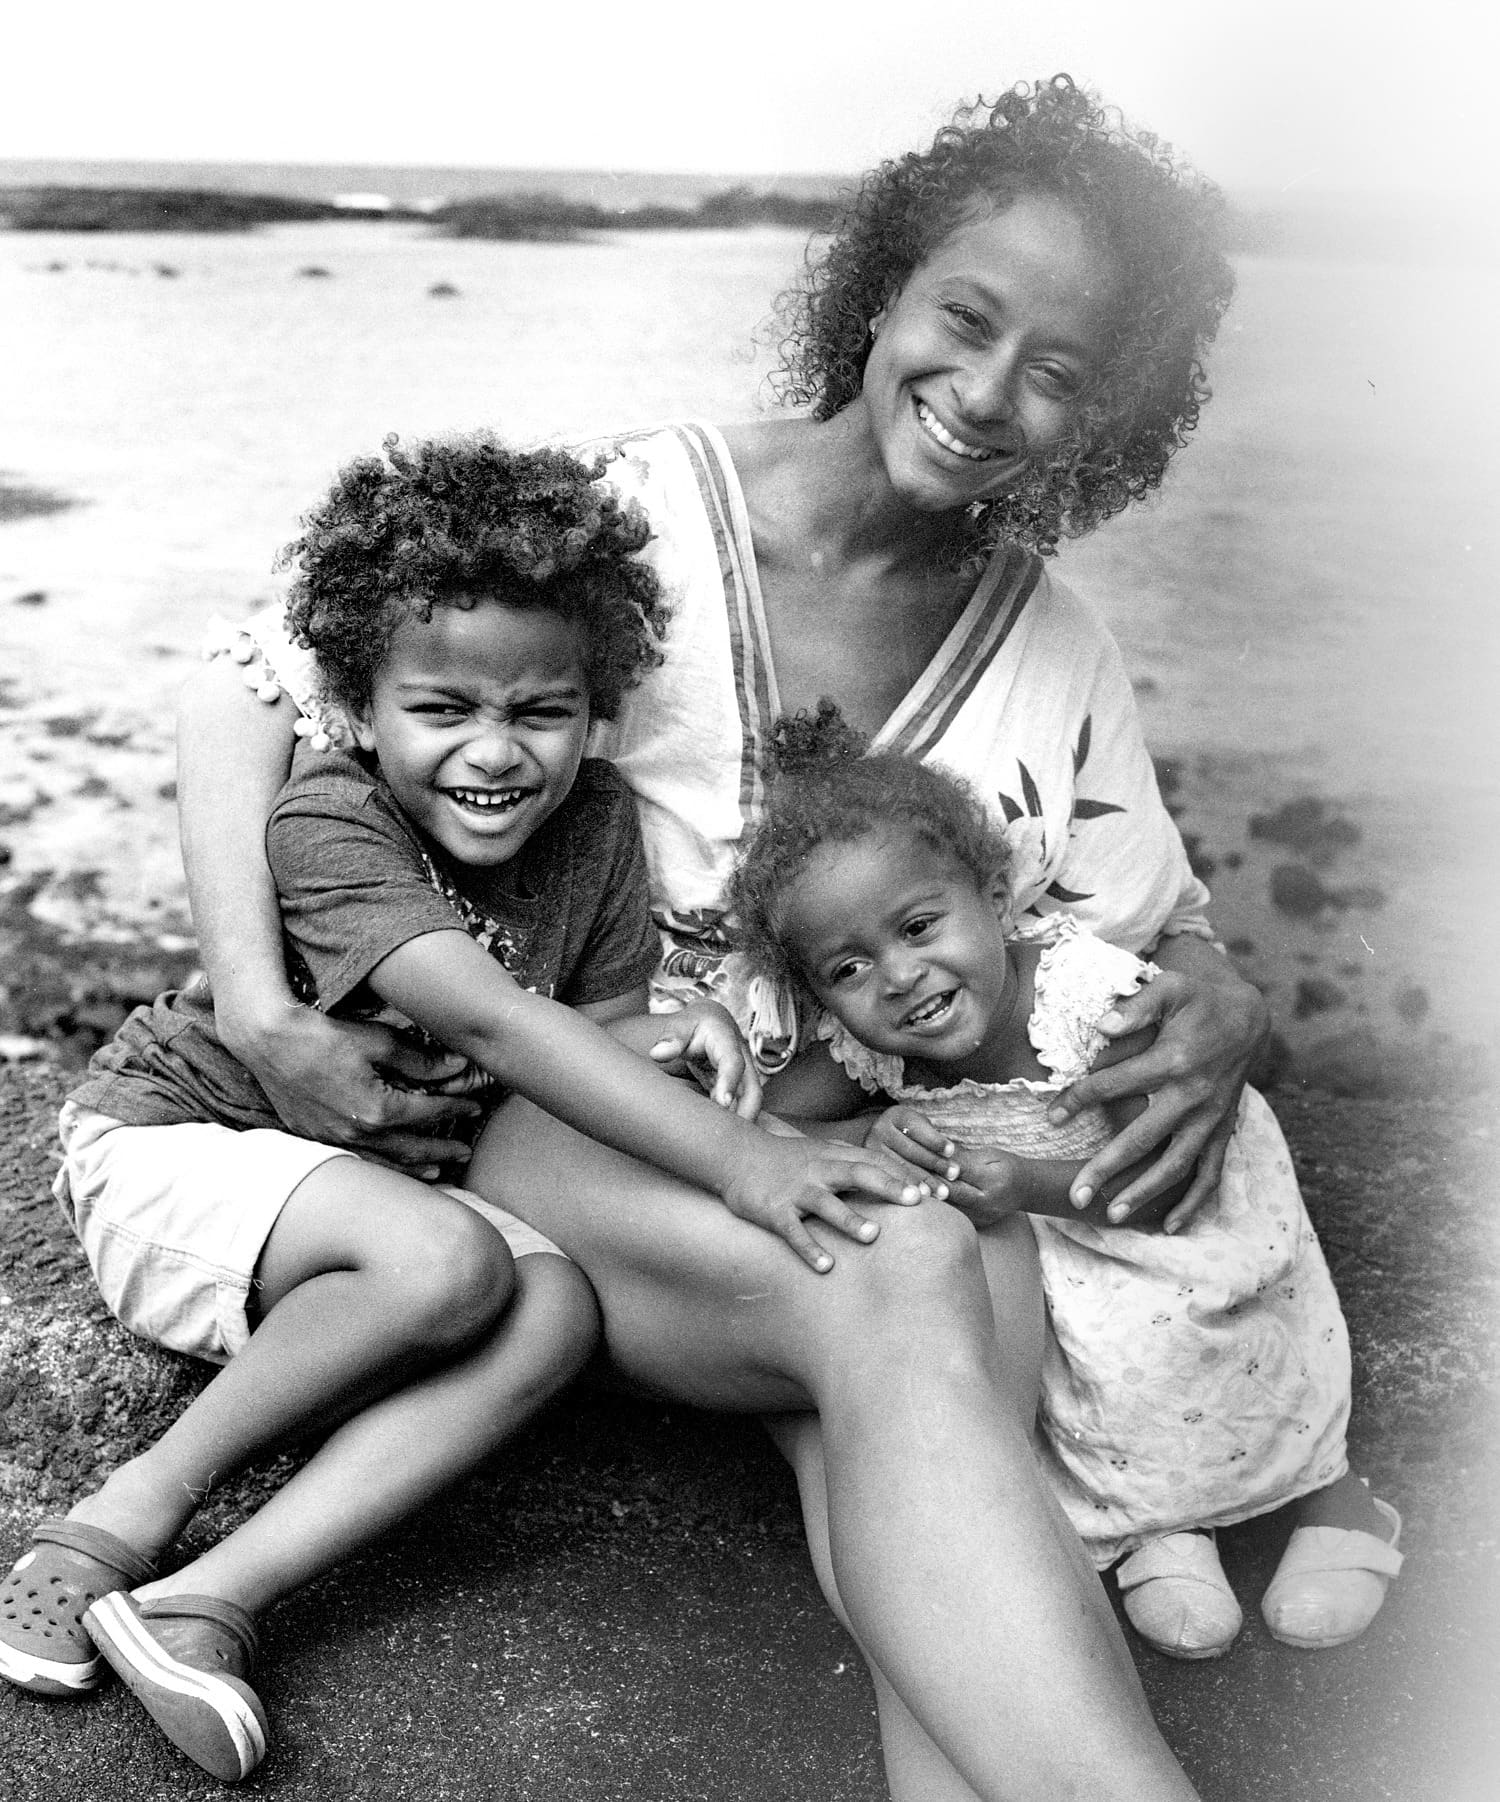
[1261,1481,1402,1650]
[1115,1530,1243,1660]
[84,1590,268,1781]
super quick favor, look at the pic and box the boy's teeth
[917,403,1000,461]
[452,788,520,809]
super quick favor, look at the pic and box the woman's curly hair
[727,699,1012,987]
[281,433,670,719]
[773,75,1235,558]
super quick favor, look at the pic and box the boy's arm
[367,930,924,1271]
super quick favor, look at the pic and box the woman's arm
[1046,933,1269,1230]
[371,930,923,1270]
[175,660,479,1166]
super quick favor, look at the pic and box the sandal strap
[31,1519,157,1587]
[1274,1524,1404,1580]
[137,1594,260,1661]
[1115,1532,1226,1594]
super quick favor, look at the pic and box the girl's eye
[829,959,866,985]
[902,914,938,940]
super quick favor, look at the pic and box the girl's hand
[863,1105,957,1198]
[718,1134,924,1273]
[1047,944,1269,1231]
[940,1149,1033,1229]
[222,1000,483,1175]
[648,1001,762,1119]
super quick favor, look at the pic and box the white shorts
[54,1101,566,1366]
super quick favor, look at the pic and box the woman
[178,79,1262,1800]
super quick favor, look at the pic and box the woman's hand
[718,1132,925,1273]
[1047,937,1270,1231]
[221,998,483,1175]
[648,1000,762,1119]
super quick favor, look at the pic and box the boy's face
[352,597,590,869]
[778,826,1012,1066]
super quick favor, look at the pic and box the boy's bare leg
[65,1160,593,1605]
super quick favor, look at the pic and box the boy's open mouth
[901,989,958,1031]
[445,786,527,815]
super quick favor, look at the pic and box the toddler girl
[730,703,1404,1659]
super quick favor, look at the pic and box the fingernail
[917,1182,933,1197]
[1108,1202,1129,1223]
[1101,1011,1124,1031]
[942,1142,955,1157]
[902,1185,920,1202]
[1073,1185,1092,1209]
[946,1163,960,1181]
[1165,1218,1181,1235]
[816,1254,833,1271]
[934,1183,949,1201]
[1048,1106,1067,1124]
[859,1221,878,1240]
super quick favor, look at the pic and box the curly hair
[727,699,1012,987]
[773,75,1235,558]
[280,434,670,719]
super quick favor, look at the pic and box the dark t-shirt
[72,751,661,1130]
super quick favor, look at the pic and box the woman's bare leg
[469,1102,1197,1802]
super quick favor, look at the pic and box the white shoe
[1116,1531,1243,1660]
[1260,1496,1403,1649]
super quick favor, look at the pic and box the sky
[6,0,1490,196]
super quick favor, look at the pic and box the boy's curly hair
[281,433,670,718]
[773,75,1235,558]
[727,699,1012,987]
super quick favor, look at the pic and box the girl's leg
[469,1101,1198,1802]
[67,1159,574,1589]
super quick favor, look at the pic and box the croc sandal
[85,1590,268,1782]
[1116,1530,1244,1660]
[1261,1496,1403,1649]
[0,1519,157,1697]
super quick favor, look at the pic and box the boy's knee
[832,1202,988,1338]
[389,1203,516,1352]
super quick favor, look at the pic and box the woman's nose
[954,344,1019,424]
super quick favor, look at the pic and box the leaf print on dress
[997,714,1127,912]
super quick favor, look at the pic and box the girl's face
[778,825,1012,1065]
[857,191,1115,515]
[352,597,590,869]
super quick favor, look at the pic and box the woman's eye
[942,303,986,337]
[1031,364,1081,399]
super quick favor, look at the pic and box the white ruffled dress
[820,918,1352,1565]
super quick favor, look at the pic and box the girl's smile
[778,826,1018,1074]
[855,192,1116,514]
[352,599,591,869]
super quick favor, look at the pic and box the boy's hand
[648,1001,762,1119]
[718,1134,924,1273]
[863,1106,956,1199]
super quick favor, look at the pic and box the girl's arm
[176,660,479,1167]
[369,929,924,1271]
[1046,933,1267,1232]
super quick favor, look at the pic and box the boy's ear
[349,705,377,754]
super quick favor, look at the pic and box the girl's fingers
[804,1192,881,1246]
[780,1213,838,1272]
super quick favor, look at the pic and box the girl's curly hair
[281,433,670,718]
[773,75,1235,558]
[727,699,1012,987]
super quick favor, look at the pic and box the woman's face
[857,191,1115,515]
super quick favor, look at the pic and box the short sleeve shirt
[72,752,660,1129]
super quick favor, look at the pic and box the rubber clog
[1115,1530,1243,1660]
[85,1590,268,1781]
[1260,1496,1403,1649]
[0,1519,156,1697]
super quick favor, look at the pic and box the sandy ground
[1,1055,1497,1799]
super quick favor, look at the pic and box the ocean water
[1,211,1496,1061]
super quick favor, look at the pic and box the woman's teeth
[916,402,1003,462]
